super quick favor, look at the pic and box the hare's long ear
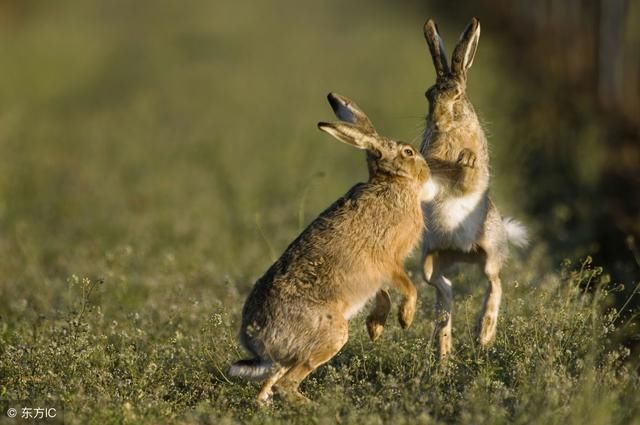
[451,17,480,77]
[424,19,450,78]
[317,122,378,151]
[327,93,377,135]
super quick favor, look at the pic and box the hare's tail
[503,217,529,248]
[228,358,274,381]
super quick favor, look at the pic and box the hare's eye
[403,148,414,157]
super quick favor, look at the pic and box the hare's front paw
[366,316,385,342]
[366,289,391,342]
[398,298,416,329]
[457,148,476,168]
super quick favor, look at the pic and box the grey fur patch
[228,359,274,381]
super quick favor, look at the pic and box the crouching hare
[229,93,429,404]
[419,18,528,358]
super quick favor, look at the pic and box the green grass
[2,256,638,424]
[0,0,638,424]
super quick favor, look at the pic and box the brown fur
[418,18,527,358]
[229,93,430,403]
[362,18,527,357]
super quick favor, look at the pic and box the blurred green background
[0,0,442,284]
[0,0,637,298]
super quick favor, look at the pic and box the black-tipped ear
[327,93,377,135]
[317,121,376,151]
[451,17,480,76]
[424,19,450,78]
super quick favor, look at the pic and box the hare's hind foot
[366,290,391,341]
[431,276,453,360]
[476,255,503,347]
[475,278,501,347]
[287,390,311,405]
[273,362,325,405]
[476,313,497,347]
[256,367,289,406]
[274,385,311,405]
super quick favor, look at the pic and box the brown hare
[229,93,430,404]
[418,17,528,358]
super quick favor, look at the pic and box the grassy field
[0,1,639,424]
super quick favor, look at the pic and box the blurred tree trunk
[474,0,639,240]
[487,0,638,126]
[467,0,640,348]
[598,0,630,114]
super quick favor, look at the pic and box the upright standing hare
[418,17,528,357]
[229,93,430,403]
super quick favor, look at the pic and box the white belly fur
[341,265,386,320]
[438,190,485,231]
[422,185,487,252]
[343,297,371,320]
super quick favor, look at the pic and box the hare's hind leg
[275,314,348,403]
[476,207,508,347]
[366,289,391,342]
[423,252,454,359]
[476,251,503,347]
[256,366,290,405]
